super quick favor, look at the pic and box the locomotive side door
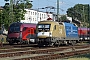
[22,27,29,40]
[22,27,33,40]
[26,27,34,39]
[30,28,34,35]
[29,28,36,43]
[59,25,66,38]
[52,25,59,37]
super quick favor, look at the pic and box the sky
[0,0,90,15]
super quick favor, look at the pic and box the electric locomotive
[7,22,36,44]
[36,20,79,46]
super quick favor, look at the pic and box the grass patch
[67,54,90,60]
[68,57,89,60]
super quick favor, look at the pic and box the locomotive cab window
[9,23,21,33]
[38,24,51,32]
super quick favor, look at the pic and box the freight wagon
[36,20,79,46]
[7,22,36,44]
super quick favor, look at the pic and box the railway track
[0,44,89,60]
[15,49,90,60]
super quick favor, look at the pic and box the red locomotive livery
[6,22,36,44]
[78,28,90,40]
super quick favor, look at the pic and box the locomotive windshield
[9,23,21,33]
[38,24,51,32]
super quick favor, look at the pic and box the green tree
[1,0,32,30]
[60,15,67,21]
[0,3,10,30]
[67,4,90,27]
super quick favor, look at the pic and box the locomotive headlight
[88,37,90,40]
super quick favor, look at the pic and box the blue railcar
[64,22,79,39]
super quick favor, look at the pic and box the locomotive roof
[11,22,36,25]
[38,20,60,25]
[64,22,76,26]
[10,22,36,28]
[38,20,76,26]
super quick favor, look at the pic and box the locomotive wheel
[19,41,24,44]
[64,41,69,45]
[38,43,43,47]
[71,41,76,45]
[9,41,14,45]
[49,43,55,47]
[16,42,19,44]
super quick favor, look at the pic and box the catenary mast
[10,0,13,23]
[57,0,59,21]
